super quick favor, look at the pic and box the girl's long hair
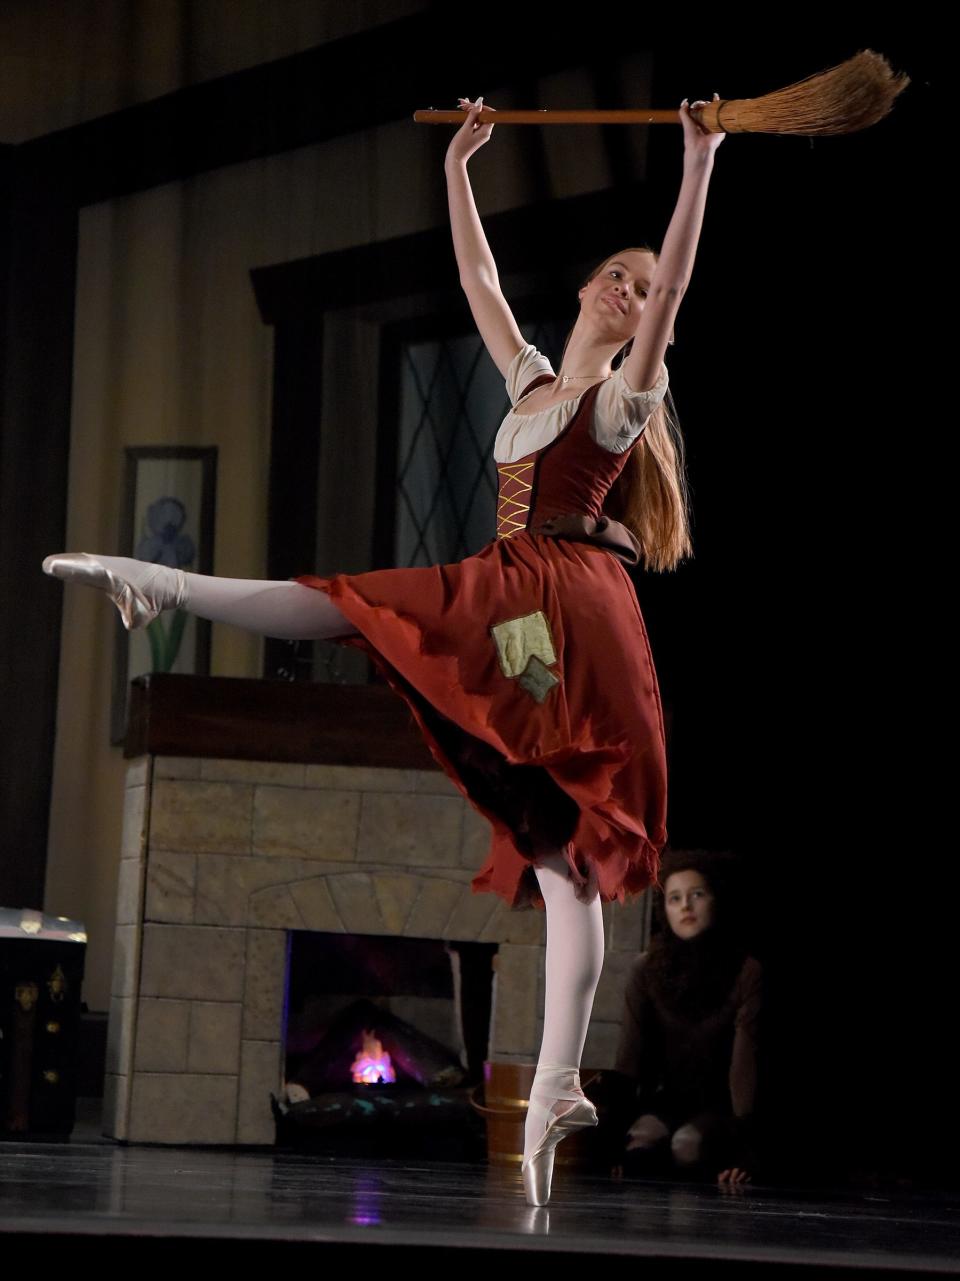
[562,247,693,573]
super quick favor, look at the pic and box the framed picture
[110,446,217,745]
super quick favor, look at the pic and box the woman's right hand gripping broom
[446,96,497,166]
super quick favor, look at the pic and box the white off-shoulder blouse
[493,343,670,466]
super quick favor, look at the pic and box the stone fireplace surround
[105,676,652,1146]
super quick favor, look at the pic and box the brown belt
[529,512,642,568]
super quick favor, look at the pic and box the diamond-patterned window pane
[396,324,565,567]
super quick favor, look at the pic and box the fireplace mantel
[125,672,438,769]
[105,674,652,1145]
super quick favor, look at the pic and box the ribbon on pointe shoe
[521,1062,598,1206]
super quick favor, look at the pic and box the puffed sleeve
[613,953,663,1099]
[592,360,670,453]
[729,956,763,1118]
[506,343,554,407]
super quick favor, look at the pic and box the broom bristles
[715,49,910,136]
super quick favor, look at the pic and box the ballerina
[43,92,723,1205]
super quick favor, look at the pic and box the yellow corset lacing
[496,460,534,538]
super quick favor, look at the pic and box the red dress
[296,362,668,912]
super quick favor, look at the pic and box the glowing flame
[350,1029,395,1084]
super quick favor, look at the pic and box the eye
[609,270,621,278]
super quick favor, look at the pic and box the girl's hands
[446,94,717,165]
[718,1165,752,1188]
[681,93,725,161]
[445,96,496,166]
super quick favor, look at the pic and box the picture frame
[110,446,217,745]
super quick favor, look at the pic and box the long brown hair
[563,246,693,573]
[643,848,750,1021]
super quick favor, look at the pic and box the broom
[413,49,909,137]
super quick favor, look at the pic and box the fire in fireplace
[350,1031,395,1085]
[274,931,498,1159]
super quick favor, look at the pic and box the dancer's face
[663,871,715,939]
[578,250,655,342]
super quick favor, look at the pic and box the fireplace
[105,714,652,1146]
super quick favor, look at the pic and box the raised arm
[444,97,525,379]
[620,96,725,393]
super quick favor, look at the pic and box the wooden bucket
[470,1060,599,1166]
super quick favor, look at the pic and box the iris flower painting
[134,496,195,672]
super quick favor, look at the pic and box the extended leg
[179,572,357,640]
[521,849,605,1205]
[42,553,358,640]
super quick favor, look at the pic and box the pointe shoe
[521,1067,598,1207]
[42,552,184,631]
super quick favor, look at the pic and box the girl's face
[663,870,715,939]
[578,250,655,341]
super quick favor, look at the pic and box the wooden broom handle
[413,105,727,131]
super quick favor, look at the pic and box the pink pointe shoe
[521,1064,598,1207]
[42,553,184,631]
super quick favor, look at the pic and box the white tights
[524,851,605,1161]
[88,557,607,1162]
[90,557,359,640]
[181,572,358,640]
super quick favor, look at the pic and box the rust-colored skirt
[296,531,667,911]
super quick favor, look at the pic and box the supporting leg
[534,850,604,1066]
[521,849,604,1205]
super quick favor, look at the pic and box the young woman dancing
[43,94,723,1205]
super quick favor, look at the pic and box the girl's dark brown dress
[296,363,669,911]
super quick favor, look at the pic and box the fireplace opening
[274,931,498,1159]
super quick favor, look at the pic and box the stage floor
[0,1131,958,1275]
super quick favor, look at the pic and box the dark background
[639,26,946,1184]
[0,9,945,1182]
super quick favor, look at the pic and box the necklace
[556,372,612,384]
